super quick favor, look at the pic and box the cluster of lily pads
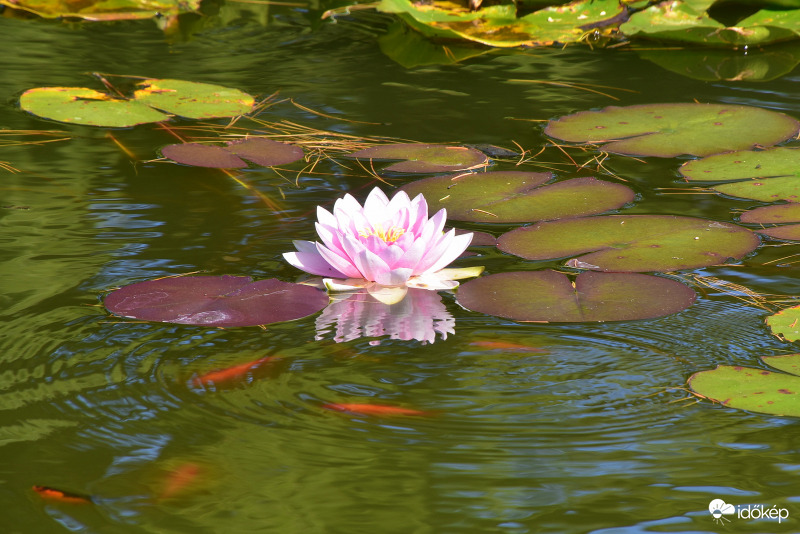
[18,77,800,417]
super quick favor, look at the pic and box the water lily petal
[423,231,473,274]
[375,267,414,286]
[284,241,349,278]
[352,247,392,282]
[316,242,363,278]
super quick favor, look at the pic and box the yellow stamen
[358,224,406,243]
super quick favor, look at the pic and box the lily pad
[347,143,488,173]
[399,172,635,223]
[19,87,169,128]
[0,0,200,20]
[688,354,800,417]
[766,306,800,342]
[740,204,800,240]
[545,103,800,157]
[133,79,254,120]
[456,270,696,322]
[104,276,328,327]
[20,79,255,127]
[162,138,305,169]
[497,215,760,272]
[714,177,800,203]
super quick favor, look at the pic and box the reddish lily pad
[497,215,760,272]
[688,354,800,417]
[766,306,800,342]
[399,172,635,223]
[545,103,800,158]
[740,204,800,241]
[347,144,489,173]
[162,138,305,169]
[104,276,328,327]
[456,270,696,322]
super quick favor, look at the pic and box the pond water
[3,4,800,533]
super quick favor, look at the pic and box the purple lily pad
[347,143,489,173]
[400,172,635,223]
[545,103,800,158]
[105,276,329,327]
[456,270,696,322]
[497,215,760,272]
[162,138,304,169]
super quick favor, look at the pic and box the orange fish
[158,462,202,500]
[322,403,431,417]
[32,485,92,504]
[191,355,278,387]
[468,341,546,353]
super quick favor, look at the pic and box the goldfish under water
[32,485,92,504]
[322,403,431,417]
[191,355,278,388]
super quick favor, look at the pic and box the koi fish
[468,341,546,353]
[159,462,202,500]
[322,403,431,417]
[191,355,278,388]
[32,485,92,504]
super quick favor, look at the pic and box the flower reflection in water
[315,287,455,345]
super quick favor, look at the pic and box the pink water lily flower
[284,187,481,291]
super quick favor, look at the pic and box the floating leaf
[545,103,800,157]
[347,143,488,173]
[688,354,800,417]
[456,270,696,322]
[399,172,634,223]
[497,215,760,272]
[19,87,169,127]
[133,79,254,120]
[104,276,328,327]
[740,204,800,240]
[0,0,199,20]
[766,306,800,342]
[714,177,800,203]
[20,79,255,127]
[161,138,304,169]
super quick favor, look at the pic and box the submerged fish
[322,403,431,417]
[191,355,278,387]
[468,341,546,353]
[32,485,92,504]
[159,462,202,500]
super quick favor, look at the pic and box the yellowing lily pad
[766,306,800,342]
[456,270,696,322]
[0,0,200,20]
[497,215,760,272]
[688,354,800,417]
[399,171,635,223]
[545,103,800,157]
[20,79,255,127]
[347,143,489,173]
[19,87,170,128]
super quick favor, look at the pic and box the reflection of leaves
[20,79,254,127]
[400,172,634,223]
[105,276,328,327]
[545,103,800,157]
[316,287,454,344]
[457,270,696,322]
[689,354,800,417]
[497,215,760,272]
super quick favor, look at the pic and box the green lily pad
[456,270,696,322]
[20,79,255,127]
[766,306,800,341]
[161,138,305,169]
[497,215,760,272]
[399,172,635,223]
[715,176,800,203]
[133,79,254,120]
[620,1,800,47]
[688,354,800,417]
[347,143,489,173]
[545,103,800,157]
[0,0,199,20]
[19,87,170,128]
